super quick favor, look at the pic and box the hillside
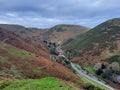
[65,18,120,51]
[64,18,120,63]
[0,28,86,89]
[0,21,119,89]
[0,41,85,88]
[0,24,90,43]
[63,18,120,89]
[0,28,49,58]
[43,24,90,42]
[0,77,79,90]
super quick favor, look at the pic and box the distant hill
[0,24,48,42]
[0,24,90,43]
[43,24,90,42]
[64,18,120,65]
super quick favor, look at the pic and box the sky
[0,0,120,28]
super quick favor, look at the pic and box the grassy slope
[0,77,79,90]
[0,44,36,60]
[0,43,84,89]
[64,18,120,51]
[84,67,95,76]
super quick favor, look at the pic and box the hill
[43,24,90,42]
[0,28,49,58]
[65,18,120,50]
[63,18,120,89]
[0,24,48,42]
[0,24,90,43]
[0,28,85,89]
[64,18,120,63]
[0,41,84,89]
[63,18,120,74]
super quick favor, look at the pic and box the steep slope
[0,28,85,89]
[0,28,49,58]
[63,18,120,89]
[65,18,120,51]
[44,24,90,42]
[0,43,84,88]
[64,18,120,66]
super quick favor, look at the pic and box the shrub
[96,69,103,75]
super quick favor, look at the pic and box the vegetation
[102,52,120,64]
[64,18,120,59]
[0,44,37,60]
[0,77,79,90]
[95,69,103,75]
[84,66,96,75]
[80,76,108,90]
[0,56,8,64]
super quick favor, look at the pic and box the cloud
[0,0,120,28]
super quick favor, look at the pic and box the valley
[0,18,120,90]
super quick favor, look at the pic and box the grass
[0,44,37,60]
[1,77,79,90]
[84,66,96,75]
[0,56,8,64]
[80,76,108,90]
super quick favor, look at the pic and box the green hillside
[64,18,120,51]
[0,77,79,90]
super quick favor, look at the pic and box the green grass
[0,44,36,60]
[1,77,79,90]
[84,66,95,75]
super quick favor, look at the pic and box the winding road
[44,41,117,90]
[71,62,116,90]
[58,48,116,90]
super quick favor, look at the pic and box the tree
[101,64,106,69]
[96,68,103,75]
[94,63,102,71]
[102,68,113,79]
[111,62,120,72]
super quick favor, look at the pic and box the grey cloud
[0,0,120,28]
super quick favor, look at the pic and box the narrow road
[44,41,117,90]
[60,51,116,90]
[71,63,116,90]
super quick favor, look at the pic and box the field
[0,77,79,90]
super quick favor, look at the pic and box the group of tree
[94,62,120,82]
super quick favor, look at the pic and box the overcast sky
[0,0,120,28]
